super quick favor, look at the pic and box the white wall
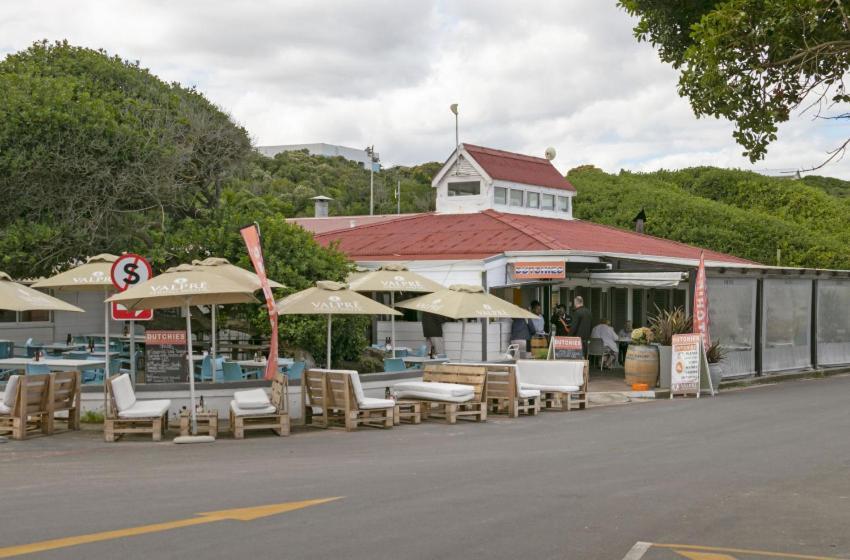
[442,321,509,361]
[376,320,426,351]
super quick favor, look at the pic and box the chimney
[633,208,646,234]
[311,195,332,218]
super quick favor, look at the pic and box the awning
[587,272,686,288]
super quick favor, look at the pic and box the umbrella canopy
[275,281,400,316]
[106,264,259,310]
[347,264,443,293]
[191,257,285,290]
[275,281,399,368]
[395,284,537,320]
[31,254,119,292]
[0,272,84,312]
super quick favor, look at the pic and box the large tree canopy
[0,40,251,274]
[620,0,850,165]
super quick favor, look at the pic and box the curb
[719,366,850,390]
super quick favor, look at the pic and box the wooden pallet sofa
[324,369,396,431]
[392,364,488,424]
[47,371,81,434]
[516,359,589,411]
[0,374,52,440]
[483,364,540,417]
[105,373,172,442]
[229,372,290,439]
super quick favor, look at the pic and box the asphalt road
[2,375,849,560]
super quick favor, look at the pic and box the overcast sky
[3,0,849,179]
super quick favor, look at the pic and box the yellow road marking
[654,543,842,560]
[674,551,738,560]
[0,497,341,559]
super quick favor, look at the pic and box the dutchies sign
[512,262,566,280]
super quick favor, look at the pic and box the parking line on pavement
[652,543,843,559]
[0,497,342,558]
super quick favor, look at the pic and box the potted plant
[706,341,727,391]
[648,307,693,389]
[624,327,659,386]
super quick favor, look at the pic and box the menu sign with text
[549,336,584,360]
[670,333,701,395]
[144,330,188,383]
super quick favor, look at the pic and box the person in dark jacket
[570,296,593,357]
[550,304,571,336]
[511,316,534,353]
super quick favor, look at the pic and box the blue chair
[222,361,246,382]
[72,335,88,346]
[67,351,90,360]
[26,363,50,374]
[197,355,224,382]
[0,341,13,359]
[286,361,305,382]
[82,357,121,385]
[383,358,408,373]
[414,344,427,357]
[25,338,42,358]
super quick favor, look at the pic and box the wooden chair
[0,374,51,440]
[322,370,394,431]
[46,371,81,434]
[517,360,589,411]
[302,368,331,428]
[485,364,539,417]
[394,364,488,424]
[230,372,290,439]
[105,373,171,442]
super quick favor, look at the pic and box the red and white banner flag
[240,224,278,381]
[693,251,711,348]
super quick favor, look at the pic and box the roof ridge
[483,210,562,250]
[570,218,757,264]
[313,213,428,238]
[463,143,550,164]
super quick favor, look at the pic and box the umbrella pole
[211,304,216,383]
[460,319,465,363]
[103,289,110,412]
[129,319,135,386]
[327,315,332,369]
[391,292,396,358]
[186,302,197,435]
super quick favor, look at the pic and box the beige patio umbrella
[395,284,538,361]
[347,264,443,357]
[32,254,120,381]
[0,272,84,313]
[275,281,400,368]
[108,264,259,435]
[191,257,285,362]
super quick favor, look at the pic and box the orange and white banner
[240,224,278,381]
[692,252,711,348]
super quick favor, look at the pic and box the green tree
[620,0,850,165]
[0,40,251,275]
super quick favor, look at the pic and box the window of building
[527,192,539,209]
[0,310,15,323]
[558,196,570,213]
[21,310,50,322]
[541,193,555,211]
[510,189,524,206]
[494,186,507,205]
[447,181,480,196]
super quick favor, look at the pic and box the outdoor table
[180,410,218,437]
[234,358,294,369]
[0,358,106,371]
[401,356,449,365]
[43,343,86,354]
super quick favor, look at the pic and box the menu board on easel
[548,336,584,360]
[670,333,714,397]
[144,330,188,383]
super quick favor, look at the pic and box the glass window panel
[763,279,811,371]
[817,280,850,365]
[21,310,50,322]
[708,277,757,376]
[558,196,570,212]
[447,181,480,196]
[0,310,15,323]
[494,187,507,205]
[527,192,539,208]
[509,189,524,206]
[541,194,554,210]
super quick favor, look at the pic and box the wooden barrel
[624,344,659,386]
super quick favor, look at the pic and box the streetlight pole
[366,145,378,215]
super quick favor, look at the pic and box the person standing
[421,311,445,358]
[551,304,571,336]
[571,296,593,358]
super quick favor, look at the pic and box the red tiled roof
[462,144,576,192]
[313,210,756,265]
[287,214,423,235]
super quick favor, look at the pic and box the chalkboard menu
[145,330,188,383]
[549,336,584,360]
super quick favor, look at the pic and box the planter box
[656,344,672,389]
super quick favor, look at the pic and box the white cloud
[1,0,848,179]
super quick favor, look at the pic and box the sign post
[110,254,154,385]
[548,336,584,360]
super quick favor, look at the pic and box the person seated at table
[617,320,632,365]
[591,319,619,368]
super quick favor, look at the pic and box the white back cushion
[516,360,585,387]
[111,374,136,412]
[233,388,271,409]
[312,369,365,405]
[3,375,19,408]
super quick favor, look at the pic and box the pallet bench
[230,372,290,439]
[393,364,488,424]
[105,373,171,442]
[517,359,588,411]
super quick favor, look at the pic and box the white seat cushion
[4,375,19,409]
[117,399,171,419]
[393,381,474,398]
[0,401,10,415]
[111,374,136,412]
[359,397,395,410]
[230,400,277,416]
[233,388,270,409]
[521,383,580,393]
[518,388,541,398]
